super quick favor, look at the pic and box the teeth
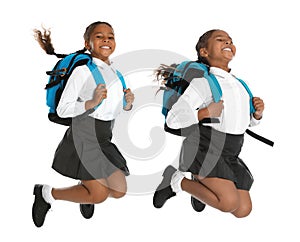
[101,46,110,49]
[223,48,231,52]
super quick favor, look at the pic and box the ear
[84,41,91,51]
[199,48,208,58]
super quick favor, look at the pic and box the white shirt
[57,58,124,121]
[166,67,260,135]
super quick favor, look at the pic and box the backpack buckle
[59,68,67,77]
[46,68,67,77]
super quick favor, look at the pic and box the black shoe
[191,196,206,212]
[153,165,177,208]
[80,204,94,219]
[191,176,206,212]
[32,184,51,227]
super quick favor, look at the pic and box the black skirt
[52,116,129,180]
[179,124,253,191]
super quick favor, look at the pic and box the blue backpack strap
[86,61,106,109]
[86,62,106,85]
[193,62,254,113]
[181,62,273,146]
[179,61,195,76]
[116,70,127,89]
[87,61,128,109]
[205,72,222,103]
[236,78,255,114]
[236,78,274,146]
[191,63,222,103]
[116,70,128,108]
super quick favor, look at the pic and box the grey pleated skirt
[179,124,253,191]
[52,116,129,180]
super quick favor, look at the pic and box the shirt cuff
[75,101,87,116]
[166,109,199,129]
[249,114,261,127]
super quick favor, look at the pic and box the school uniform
[52,58,129,180]
[166,67,260,190]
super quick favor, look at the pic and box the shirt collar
[92,57,115,70]
[209,67,233,79]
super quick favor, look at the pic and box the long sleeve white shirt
[166,67,260,135]
[57,57,125,121]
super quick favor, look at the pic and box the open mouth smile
[100,45,111,49]
[222,47,232,52]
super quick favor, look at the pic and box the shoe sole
[80,204,95,219]
[191,196,206,212]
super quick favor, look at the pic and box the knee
[233,203,252,218]
[109,182,127,199]
[110,190,126,199]
[218,196,240,213]
[110,186,127,199]
[89,187,110,204]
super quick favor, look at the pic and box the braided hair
[33,21,113,57]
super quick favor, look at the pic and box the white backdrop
[1,0,299,241]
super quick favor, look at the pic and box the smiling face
[199,30,236,71]
[85,23,116,64]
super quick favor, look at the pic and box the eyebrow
[214,34,232,40]
[94,31,114,35]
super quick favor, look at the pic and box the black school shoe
[78,181,95,219]
[153,165,177,208]
[191,197,206,212]
[191,175,206,212]
[80,204,94,219]
[32,184,51,227]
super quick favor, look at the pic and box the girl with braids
[32,21,134,227]
[153,29,264,217]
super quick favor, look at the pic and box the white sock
[42,185,55,204]
[170,170,185,193]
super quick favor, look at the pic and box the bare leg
[51,169,127,204]
[181,176,240,213]
[52,179,110,204]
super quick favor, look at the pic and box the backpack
[44,51,127,126]
[160,61,274,146]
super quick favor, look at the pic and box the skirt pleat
[179,124,253,190]
[52,116,129,180]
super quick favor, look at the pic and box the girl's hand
[207,100,224,117]
[85,84,107,110]
[93,84,107,105]
[252,97,264,120]
[123,88,134,111]
[198,100,224,120]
